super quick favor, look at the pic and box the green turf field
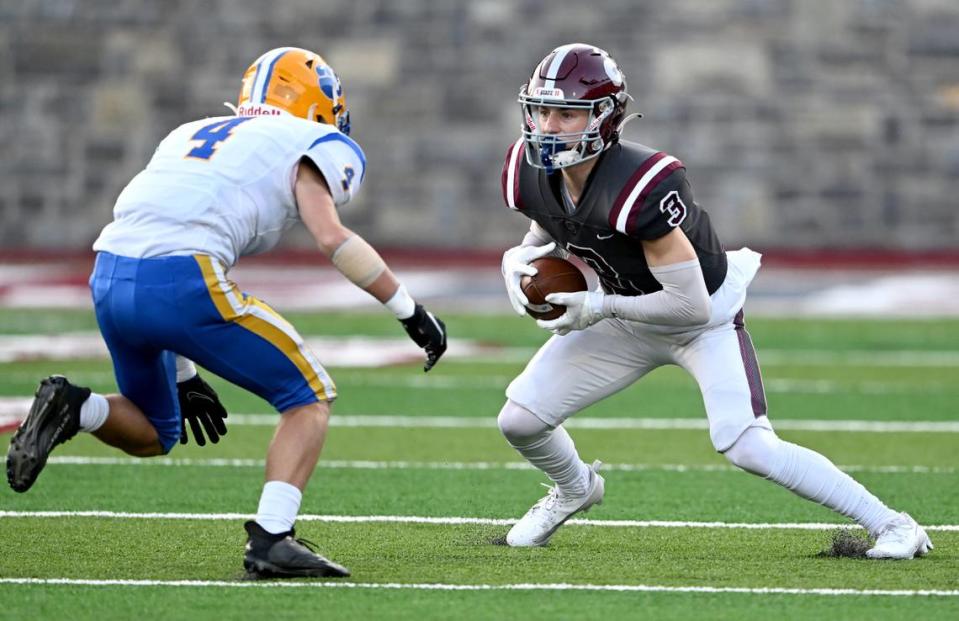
[0,309,956,620]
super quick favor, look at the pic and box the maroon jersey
[501,137,727,296]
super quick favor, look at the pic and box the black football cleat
[6,376,90,493]
[243,520,351,579]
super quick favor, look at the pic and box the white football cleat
[506,460,605,547]
[866,512,934,559]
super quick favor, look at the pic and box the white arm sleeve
[602,258,711,327]
[521,221,569,259]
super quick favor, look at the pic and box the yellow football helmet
[237,47,351,134]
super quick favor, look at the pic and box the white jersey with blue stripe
[93,114,366,268]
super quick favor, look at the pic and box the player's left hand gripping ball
[178,373,229,446]
[400,304,448,372]
[536,291,607,335]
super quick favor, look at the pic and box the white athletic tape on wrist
[330,235,387,288]
[385,284,416,319]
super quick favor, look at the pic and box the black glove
[178,374,228,446]
[400,304,447,372]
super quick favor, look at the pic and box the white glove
[501,242,556,316]
[536,290,607,335]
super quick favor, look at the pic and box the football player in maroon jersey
[497,43,931,559]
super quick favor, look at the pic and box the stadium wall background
[1,0,957,252]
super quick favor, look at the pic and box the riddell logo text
[239,105,283,116]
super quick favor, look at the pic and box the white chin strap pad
[330,235,387,288]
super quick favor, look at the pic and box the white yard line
[0,370,956,396]
[763,378,954,395]
[758,350,959,367]
[1,510,957,531]
[3,404,957,436]
[0,577,955,597]
[346,375,955,395]
[44,456,958,475]
[5,400,955,433]
[234,414,959,433]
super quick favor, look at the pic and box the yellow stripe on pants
[194,255,335,402]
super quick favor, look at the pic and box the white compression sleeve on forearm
[330,235,387,288]
[602,258,711,326]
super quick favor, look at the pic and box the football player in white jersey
[6,47,447,578]
[496,43,931,559]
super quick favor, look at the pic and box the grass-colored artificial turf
[0,309,957,619]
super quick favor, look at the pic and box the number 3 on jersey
[342,166,355,192]
[186,117,253,160]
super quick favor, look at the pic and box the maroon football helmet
[519,43,633,172]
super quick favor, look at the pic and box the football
[520,257,588,320]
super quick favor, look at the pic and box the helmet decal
[604,57,624,86]
[533,87,565,99]
[314,64,338,101]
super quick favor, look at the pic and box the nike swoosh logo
[186,391,215,404]
[596,233,614,240]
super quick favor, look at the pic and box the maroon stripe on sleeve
[624,159,683,235]
[733,309,768,418]
[608,152,667,231]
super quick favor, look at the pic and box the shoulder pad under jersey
[608,151,686,238]
[302,128,367,207]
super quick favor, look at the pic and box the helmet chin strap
[223,102,240,115]
[616,112,643,134]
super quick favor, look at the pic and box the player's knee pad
[723,425,782,477]
[497,400,552,446]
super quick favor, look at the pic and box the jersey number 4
[186,117,254,160]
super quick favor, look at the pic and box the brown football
[520,257,588,320]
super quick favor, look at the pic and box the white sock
[79,393,109,432]
[509,426,591,497]
[255,480,303,534]
[767,441,898,536]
